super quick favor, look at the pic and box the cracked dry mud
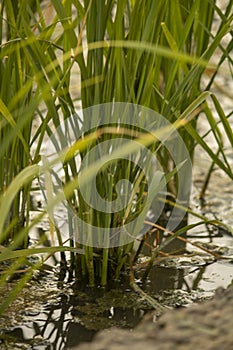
[74,284,233,350]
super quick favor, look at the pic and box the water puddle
[0,228,233,349]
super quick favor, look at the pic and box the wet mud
[75,283,233,350]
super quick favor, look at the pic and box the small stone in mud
[24,308,40,316]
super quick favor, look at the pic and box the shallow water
[0,225,233,350]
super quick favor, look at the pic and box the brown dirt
[72,284,233,350]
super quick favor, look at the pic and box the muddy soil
[74,283,233,350]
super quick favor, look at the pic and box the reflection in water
[146,266,185,293]
[2,298,97,349]
[1,253,232,350]
[1,285,144,349]
[3,297,95,349]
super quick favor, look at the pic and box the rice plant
[0,0,232,314]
